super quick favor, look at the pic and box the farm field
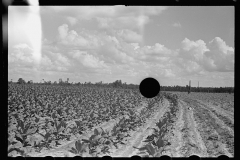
[8,84,234,157]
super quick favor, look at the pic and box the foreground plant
[69,140,88,156]
[134,142,162,157]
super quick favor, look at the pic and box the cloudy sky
[8,6,234,87]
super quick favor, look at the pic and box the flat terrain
[8,85,234,157]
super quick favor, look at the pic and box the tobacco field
[8,84,234,157]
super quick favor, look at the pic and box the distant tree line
[161,85,234,94]
[9,78,234,93]
[72,80,139,90]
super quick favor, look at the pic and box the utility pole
[198,81,199,92]
[188,80,191,94]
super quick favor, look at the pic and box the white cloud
[38,51,71,72]
[116,29,143,43]
[8,43,34,65]
[66,16,77,26]
[50,28,235,81]
[131,43,140,50]
[69,50,108,69]
[208,37,234,53]
[164,69,175,77]
[96,15,150,32]
[8,7,31,45]
[134,43,173,63]
[204,37,234,72]
[40,55,53,69]
[177,37,234,73]
[54,25,137,66]
[107,35,120,46]
[58,24,89,47]
[58,24,68,39]
[49,6,167,19]
[8,42,73,73]
[10,6,234,86]
[48,6,167,33]
[16,20,233,82]
[180,38,209,61]
[173,22,181,28]
[98,43,135,65]
[13,43,33,50]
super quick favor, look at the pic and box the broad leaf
[17,120,24,131]
[26,126,37,135]
[44,132,51,140]
[145,143,156,156]
[75,140,82,153]
[69,147,78,154]
[94,128,99,135]
[155,138,164,149]
[82,139,90,143]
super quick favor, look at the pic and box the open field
[8,84,234,157]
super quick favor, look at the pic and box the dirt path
[147,97,234,158]
[194,99,234,132]
[27,100,149,157]
[195,100,234,119]
[182,98,234,157]
[172,100,208,157]
[26,94,234,157]
[27,115,124,157]
[109,98,170,157]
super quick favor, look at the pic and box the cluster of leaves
[135,93,179,157]
[71,92,166,157]
[164,93,178,107]
[69,127,123,157]
[68,105,161,157]
[68,104,166,158]
[8,83,156,157]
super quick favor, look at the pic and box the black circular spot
[102,155,112,160]
[139,77,160,98]
[44,156,54,160]
[218,155,229,160]
[73,156,83,160]
[189,154,200,160]
[131,155,141,160]
[15,156,24,160]
[159,155,171,160]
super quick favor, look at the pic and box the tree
[17,78,26,84]
[112,80,122,88]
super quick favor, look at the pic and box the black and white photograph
[7,2,234,158]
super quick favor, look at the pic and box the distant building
[59,78,62,83]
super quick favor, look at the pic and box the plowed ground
[24,92,234,157]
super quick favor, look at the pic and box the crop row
[134,93,179,157]
[8,84,165,157]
